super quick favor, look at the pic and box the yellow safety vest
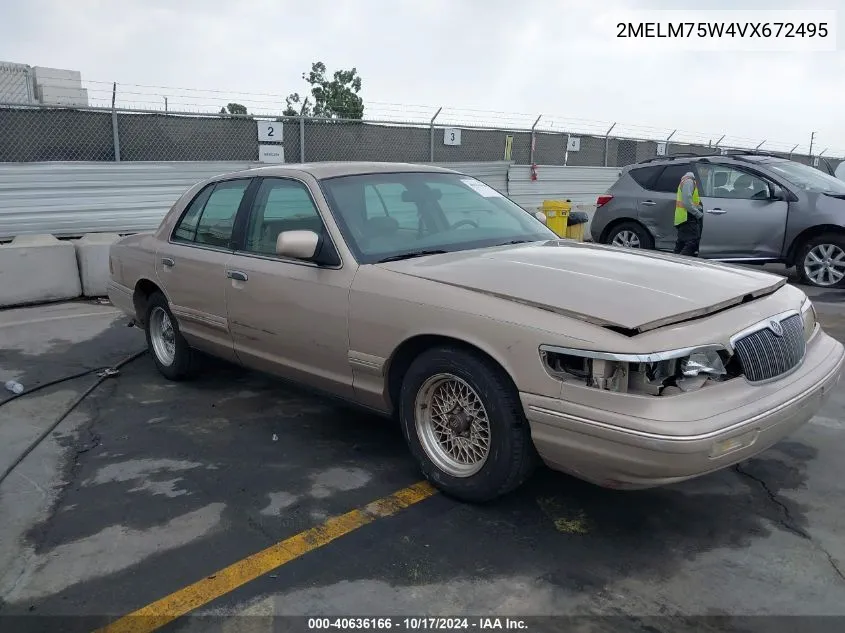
[674,175,701,226]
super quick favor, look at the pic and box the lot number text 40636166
[307,618,529,630]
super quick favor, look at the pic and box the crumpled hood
[377,241,787,333]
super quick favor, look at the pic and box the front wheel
[796,234,845,288]
[399,346,537,503]
[605,221,654,250]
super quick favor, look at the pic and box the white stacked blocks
[74,233,121,297]
[0,233,121,308]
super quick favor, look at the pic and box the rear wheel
[145,292,196,380]
[605,221,654,250]
[399,346,537,503]
[796,234,845,288]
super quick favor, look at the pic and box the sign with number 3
[258,121,283,143]
[444,128,461,146]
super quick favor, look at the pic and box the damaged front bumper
[522,329,845,489]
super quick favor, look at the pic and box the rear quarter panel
[109,233,162,314]
[590,176,637,241]
[109,177,214,314]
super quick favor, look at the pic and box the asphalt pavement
[0,273,844,633]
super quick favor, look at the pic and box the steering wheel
[450,219,479,230]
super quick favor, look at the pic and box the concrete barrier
[74,233,121,297]
[0,234,82,308]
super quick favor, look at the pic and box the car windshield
[319,171,557,263]
[766,160,845,195]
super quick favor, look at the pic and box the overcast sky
[2,0,843,154]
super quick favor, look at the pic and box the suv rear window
[651,164,692,193]
[628,165,663,189]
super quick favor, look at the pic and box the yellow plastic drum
[540,200,572,237]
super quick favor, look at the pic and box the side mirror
[770,184,786,200]
[534,211,548,225]
[276,230,320,260]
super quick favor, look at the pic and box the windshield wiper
[375,250,448,263]
[496,239,531,246]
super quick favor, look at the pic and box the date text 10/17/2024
[307,617,529,630]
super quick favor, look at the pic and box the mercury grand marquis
[107,162,845,502]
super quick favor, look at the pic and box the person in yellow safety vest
[673,170,705,256]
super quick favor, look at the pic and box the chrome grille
[733,314,805,383]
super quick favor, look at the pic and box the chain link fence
[0,63,34,106]
[0,102,840,172]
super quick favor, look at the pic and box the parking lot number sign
[567,137,581,152]
[656,142,667,156]
[258,144,285,163]
[258,121,282,143]
[444,128,461,146]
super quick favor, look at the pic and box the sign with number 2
[258,121,283,143]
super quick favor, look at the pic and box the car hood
[376,241,787,334]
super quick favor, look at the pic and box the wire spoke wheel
[611,230,641,248]
[804,243,845,287]
[414,373,491,478]
[148,306,176,367]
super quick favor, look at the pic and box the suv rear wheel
[605,222,654,250]
[796,233,845,288]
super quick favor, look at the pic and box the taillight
[596,195,613,208]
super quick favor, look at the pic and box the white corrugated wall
[0,160,614,239]
[0,161,513,239]
[507,164,620,210]
[0,162,263,239]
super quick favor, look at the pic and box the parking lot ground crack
[734,464,845,583]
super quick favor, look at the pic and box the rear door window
[628,165,662,189]
[650,164,692,193]
[194,180,250,248]
[172,185,213,243]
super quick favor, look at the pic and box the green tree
[220,102,248,115]
[284,62,364,119]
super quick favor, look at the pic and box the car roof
[628,152,790,170]
[215,161,459,181]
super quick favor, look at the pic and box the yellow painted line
[95,481,437,633]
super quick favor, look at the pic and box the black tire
[605,221,655,250]
[399,346,538,503]
[795,233,845,289]
[144,291,196,380]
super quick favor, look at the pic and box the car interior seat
[732,174,756,198]
[713,172,731,197]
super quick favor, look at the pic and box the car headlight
[801,297,817,341]
[540,344,738,396]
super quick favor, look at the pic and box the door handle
[641,200,656,206]
[161,257,175,267]
[706,208,727,215]
[226,270,248,282]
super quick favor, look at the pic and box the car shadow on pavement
[0,319,825,619]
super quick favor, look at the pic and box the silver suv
[590,151,845,288]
